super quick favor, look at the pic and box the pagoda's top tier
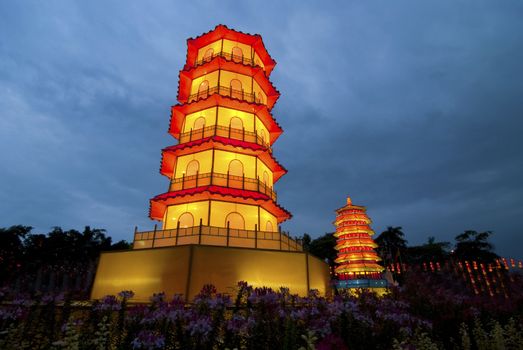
[184,25,277,76]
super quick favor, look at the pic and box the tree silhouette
[307,232,337,267]
[406,236,450,264]
[375,226,408,267]
[453,230,498,263]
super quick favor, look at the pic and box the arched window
[178,212,194,228]
[203,48,214,62]
[229,117,243,130]
[232,46,243,63]
[265,221,273,232]
[230,79,242,91]
[198,80,209,99]
[228,159,243,177]
[258,129,267,145]
[185,160,199,177]
[257,92,264,104]
[226,212,245,230]
[263,171,269,186]
[193,117,205,130]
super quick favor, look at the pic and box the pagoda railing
[179,124,271,151]
[133,223,303,252]
[192,51,262,69]
[169,171,276,201]
[188,85,263,105]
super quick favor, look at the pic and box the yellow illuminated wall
[252,80,267,104]
[190,70,267,98]
[162,200,277,232]
[256,158,273,186]
[217,107,254,130]
[209,201,259,230]
[196,41,223,61]
[219,71,253,93]
[174,150,213,178]
[91,245,332,302]
[181,107,270,139]
[172,149,274,187]
[195,39,266,71]
[183,108,217,132]
[212,150,255,177]
[222,39,252,60]
[259,207,277,232]
[163,201,210,229]
[190,71,219,95]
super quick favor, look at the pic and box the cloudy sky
[1,1,522,258]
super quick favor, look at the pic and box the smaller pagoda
[334,196,387,290]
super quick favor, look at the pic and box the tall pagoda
[334,196,387,290]
[144,25,291,242]
[91,26,331,301]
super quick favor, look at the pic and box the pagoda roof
[177,58,280,110]
[169,95,283,144]
[159,136,287,182]
[185,24,276,76]
[149,186,292,223]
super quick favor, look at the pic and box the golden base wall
[91,244,332,302]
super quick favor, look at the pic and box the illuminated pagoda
[144,24,291,241]
[334,196,387,290]
[91,25,331,301]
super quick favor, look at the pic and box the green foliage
[406,236,450,264]
[0,225,131,293]
[454,230,499,263]
[375,226,408,266]
[306,232,337,265]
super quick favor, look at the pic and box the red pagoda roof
[149,186,292,223]
[185,24,276,76]
[177,58,280,110]
[159,136,287,182]
[169,95,283,143]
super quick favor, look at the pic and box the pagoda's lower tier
[91,244,332,301]
[150,187,291,226]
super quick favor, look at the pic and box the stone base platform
[91,244,332,302]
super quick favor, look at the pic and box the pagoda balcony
[191,50,262,69]
[179,125,271,150]
[133,223,303,251]
[169,171,277,201]
[188,85,263,105]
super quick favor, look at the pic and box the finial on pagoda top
[346,196,352,205]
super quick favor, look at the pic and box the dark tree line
[0,225,130,295]
[302,226,499,268]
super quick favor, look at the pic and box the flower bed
[1,273,523,350]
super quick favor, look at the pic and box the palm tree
[453,230,498,263]
[375,226,408,267]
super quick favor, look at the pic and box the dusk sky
[1,1,522,258]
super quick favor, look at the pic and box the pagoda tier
[169,95,283,144]
[159,137,287,182]
[334,197,384,280]
[148,25,292,237]
[177,58,280,110]
[184,24,277,75]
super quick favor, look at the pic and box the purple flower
[95,295,121,311]
[118,290,135,299]
[226,314,248,335]
[185,315,213,340]
[131,330,165,349]
[150,292,166,306]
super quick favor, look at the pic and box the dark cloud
[1,1,522,258]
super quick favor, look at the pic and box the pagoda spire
[334,196,387,290]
